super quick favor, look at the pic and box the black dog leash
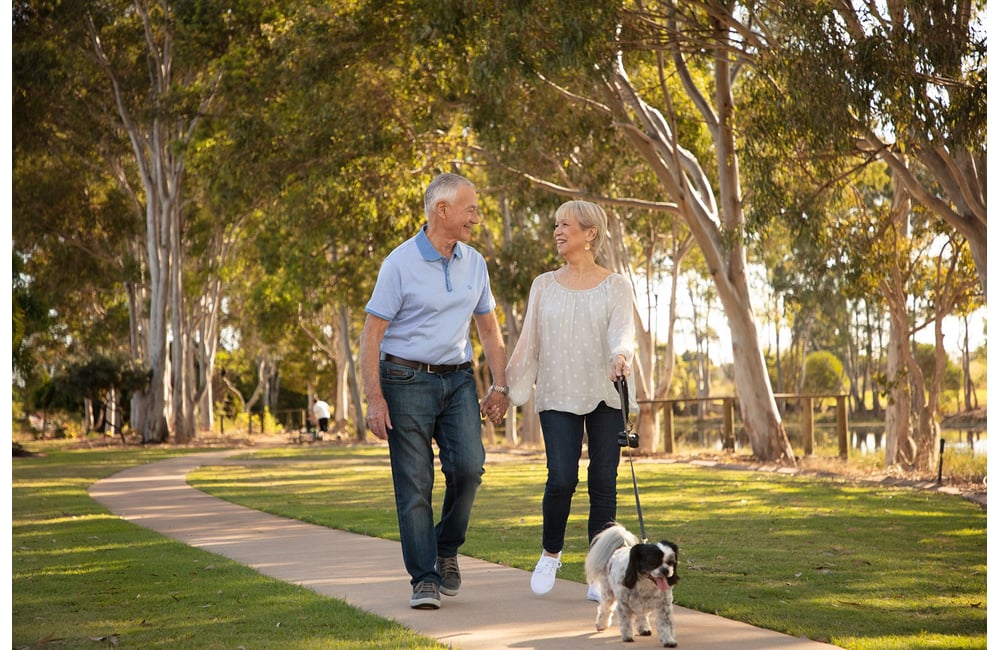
[615,377,647,543]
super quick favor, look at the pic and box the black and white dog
[584,523,679,647]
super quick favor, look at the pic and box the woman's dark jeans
[538,402,621,554]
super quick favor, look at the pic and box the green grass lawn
[11,444,449,650]
[188,444,987,650]
[13,441,986,649]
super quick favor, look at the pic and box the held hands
[609,354,631,382]
[480,388,509,425]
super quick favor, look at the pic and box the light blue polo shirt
[365,226,496,366]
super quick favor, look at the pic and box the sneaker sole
[410,598,441,609]
[439,585,459,597]
[530,573,558,595]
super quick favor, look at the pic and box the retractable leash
[615,376,647,543]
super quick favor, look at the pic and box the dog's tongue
[653,576,670,592]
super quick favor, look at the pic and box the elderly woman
[505,200,638,601]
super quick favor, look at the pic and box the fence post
[802,396,814,456]
[723,398,735,451]
[837,396,849,460]
[663,404,675,454]
[937,437,945,485]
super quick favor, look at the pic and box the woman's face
[554,212,594,257]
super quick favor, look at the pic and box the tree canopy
[13,0,985,467]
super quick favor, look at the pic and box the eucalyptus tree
[12,69,145,411]
[824,161,980,471]
[13,1,288,443]
[14,0,134,379]
[741,2,987,461]
[772,150,980,472]
[752,0,987,295]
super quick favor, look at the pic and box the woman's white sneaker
[530,553,562,595]
[586,583,601,602]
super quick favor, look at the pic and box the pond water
[674,421,987,457]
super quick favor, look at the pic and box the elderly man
[360,172,509,610]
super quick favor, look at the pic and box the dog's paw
[639,629,652,636]
[661,638,678,647]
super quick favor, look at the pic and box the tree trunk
[141,194,171,444]
[195,273,226,434]
[83,399,94,433]
[883,308,913,468]
[170,192,197,444]
[87,4,216,445]
[601,34,795,462]
[962,314,976,411]
[656,230,689,401]
[727,303,795,461]
[338,305,366,440]
[881,174,917,469]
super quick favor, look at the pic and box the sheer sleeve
[606,273,636,367]
[505,273,551,406]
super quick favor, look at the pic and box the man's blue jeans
[539,403,621,554]
[381,361,485,587]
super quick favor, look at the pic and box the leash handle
[615,377,647,543]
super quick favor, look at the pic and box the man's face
[441,185,481,242]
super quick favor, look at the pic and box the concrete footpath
[89,450,840,649]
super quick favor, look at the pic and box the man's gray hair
[424,173,475,219]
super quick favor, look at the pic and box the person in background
[312,398,331,437]
[504,200,637,602]
[360,172,509,610]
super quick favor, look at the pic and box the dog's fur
[585,523,679,647]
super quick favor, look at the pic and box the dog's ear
[662,541,680,586]
[624,545,642,589]
[622,544,642,589]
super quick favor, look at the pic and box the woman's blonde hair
[555,200,609,260]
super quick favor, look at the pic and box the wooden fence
[638,393,850,458]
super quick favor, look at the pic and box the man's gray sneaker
[410,581,441,609]
[437,555,461,596]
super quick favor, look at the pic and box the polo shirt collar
[417,225,464,261]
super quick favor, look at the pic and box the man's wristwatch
[490,384,509,396]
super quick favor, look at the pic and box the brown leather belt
[381,353,472,374]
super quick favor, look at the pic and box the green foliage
[13,0,988,440]
[12,250,51,388]
[670,351,702,399]
[490,209,563,304]
[912,343,963,392]
[222,407,284,435]
[55,356,149,406]
[31,376,80,415]
[802,350,846,394]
